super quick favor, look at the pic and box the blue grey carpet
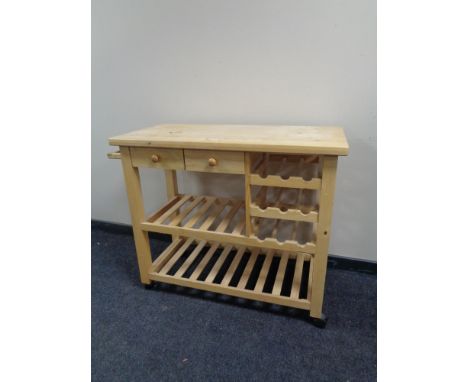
[92,224,376,381]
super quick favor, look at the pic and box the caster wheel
[144,282,154,290]
[310,314,328,328]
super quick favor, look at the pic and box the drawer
[130,147,185,169]
[184,150,245,174]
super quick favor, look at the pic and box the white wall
[92,0,376,261]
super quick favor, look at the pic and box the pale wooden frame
[117,146,339,318]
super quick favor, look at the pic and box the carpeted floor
[92,223,376,381]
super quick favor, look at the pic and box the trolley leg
[121,147,152,285]
[309,156,338,322]
[144,281,155,289]
[164,170,179,242]
[310,314,328,328]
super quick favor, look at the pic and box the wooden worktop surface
[109,124,349,155]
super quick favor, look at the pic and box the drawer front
[130,147,185,169]
[184,150,245,174]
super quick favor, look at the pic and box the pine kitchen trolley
[108,124,349,327]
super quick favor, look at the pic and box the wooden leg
[164,169,178,199]
[310,156,338,318]
[164,170,179,241]
[120,147,152,284]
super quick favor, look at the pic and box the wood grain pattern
[110,124,349,156]
[221,247,246,286]
[237,248,260,289]
[272,255,289,296]
[254,250,274,293]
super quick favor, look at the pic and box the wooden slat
[232,218,245,235]
[254,250,274,293]
[151,239,184,273]
[272,255,289,296]
[183,197,216,228]
[169,196,205,226]
[250,174,321,190]
[214,201,242,232]
[148,271,310,310]
[160,238,195,274]
[145,195,180,222]
[155,194,191,224]
[291,253,305,299]
[199,200,229,230]
[220,247,246,286]
[174,240,207,278]
[205,245,233,283]
[190,243,220,280]
[237,248,260,289]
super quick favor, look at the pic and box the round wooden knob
[208,157,217,166]
[151,154,160,163]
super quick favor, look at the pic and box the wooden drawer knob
[208,157,217,166]
[151,154,160,163]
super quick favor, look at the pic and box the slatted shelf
[141,194,316,253]
[148,238,313,310]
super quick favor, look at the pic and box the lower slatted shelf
[148,238,313,310]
